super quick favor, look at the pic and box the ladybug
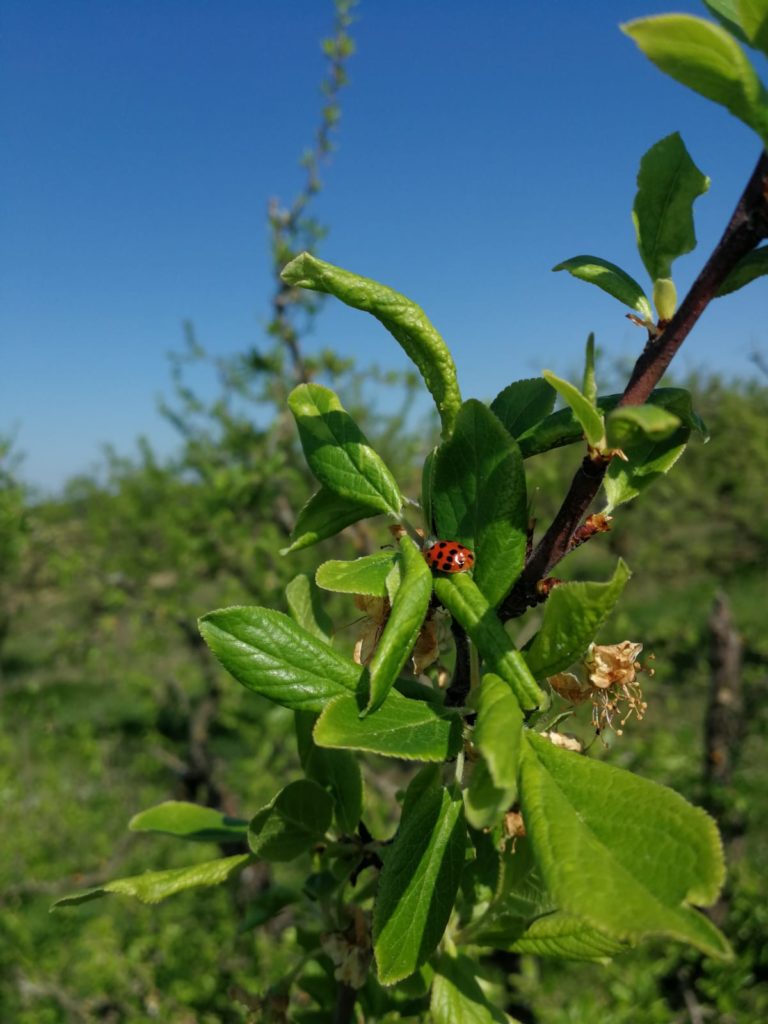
[423,540,475,573]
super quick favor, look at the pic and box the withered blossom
[548,641,652,737]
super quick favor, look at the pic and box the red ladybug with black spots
[423,539,475,573]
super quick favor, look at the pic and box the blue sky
[2,0,766,492]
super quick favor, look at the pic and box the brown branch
[501,150,768,620]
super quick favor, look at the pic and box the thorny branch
[500,150,768,621]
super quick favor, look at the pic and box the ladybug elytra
[423,540,475,573]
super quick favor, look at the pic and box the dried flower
[548,641,653,737]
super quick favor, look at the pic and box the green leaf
[373,780,466,984]
[314,688,463,762]
[465,837,629,962]
[434,574,545,711]
[248,780,333,862]
[541,371,604,448]
[606,404,682,448]
[282,486,377,554]
[509,912,629,961]
[623,16,768,147]
[465,674,523,829]
[737,0,768,54]
[582,333,597,407]
[604,422,691,512]
[288,383,402,516]
[433,400,528,607]
[282,252,462,436]
[316,551,398,597]
[199,606,363,712]
[431,952,508,1023]
[473,675,523,792]
[631,132,710,283]
[552,256,653,320]
[524,560,631,680]
[129,801,248,843]
[703,0,752,45]
[464,760,510,832]
[519,732,730,958]
[366,536,433,713]
[421,446,437,535]
[716,244,768,296]
[295,711,363,834]
[517,386,704,458]
[286,573,333,641]
[52,855,251,909]
[489,377,557,439]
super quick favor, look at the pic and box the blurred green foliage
[2,369,766,1022]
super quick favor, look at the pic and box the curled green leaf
[248,780,333,862]
[632,132,710,283]
[366,536,433,713]
[541,370,605,449]
[316,551,398,597]
[52,855,251,909]
[434,573,544,711]
[282,486,378,555]
[282,252,462,436]
[623,16,768,147]
[553,256,653,320]
[716,244,768,296]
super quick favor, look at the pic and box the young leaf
[582,333,597,407]
[316,551,398,598]
[129,801,248,843]
[604,424,691,511]
[282,252,463,436]
[517,386,704,457]
[464,760,512,832]
[472,675,524,793]
[248,779,333,862]
[465,674,523,829]
[52,855,251,909]
[421,446,437,535]
[431,952,508,1023]
[736,0,768,54]
[703,0,752,45]
[314,688,463,762]
[286,573,333,641]
[552,256,653,320]
[366,536,433,713]
[623,17,768,147]
[433,400,528,607]
[716,244,768,296]
[465,839,628,961]
[199,606,364,712]
[288,383,402,516]
[632,132,710,283]
[295,711,363,834]
[519,731,730,958]
[606,404,681,447]
[434,573,545,711]
[541,371,605,448]
[282,485,377,555]
[373,780,466,984]
[489,377,557,439]
[507,911,630,961]
[524,560,631,680]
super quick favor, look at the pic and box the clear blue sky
[2,0,766,492]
